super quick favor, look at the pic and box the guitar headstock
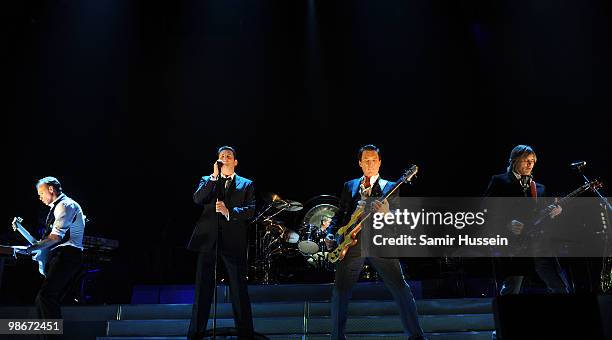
[11,217,23,232]
[400,165,419,184]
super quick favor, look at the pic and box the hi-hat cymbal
[275,200,304,211]
[271,199,303,211]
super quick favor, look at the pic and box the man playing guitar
[324,145,426,340]
[25,177,86,327]
[484,145,570,294]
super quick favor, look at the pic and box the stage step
[0,299,492,321]
[98,331,495,340]
[118,299,492,320]
[131,282,426,304]
[0,305,118,320]
[105,314,494,337]
[0,283,497,340]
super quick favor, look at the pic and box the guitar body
[513,180,601,256]
[327,208,366,263]
[32,249,48,276]
[11,217,48,277]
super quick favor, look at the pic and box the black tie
[218,177,230,200]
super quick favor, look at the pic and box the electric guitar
[327,165,418,263]
[11,217,48,276]
[514,179,602,254]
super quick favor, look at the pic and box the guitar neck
[14,223,37,245]
[380,181,403,202]
[556,183,591,207]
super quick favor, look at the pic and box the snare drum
[298,223,323,255]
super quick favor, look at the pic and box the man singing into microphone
[187,146,255,339]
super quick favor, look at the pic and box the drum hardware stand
[251,199,292,285]
[251,201,277,278]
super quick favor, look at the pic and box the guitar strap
[530,180,538,202]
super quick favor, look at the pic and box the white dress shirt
[49,194,86,250]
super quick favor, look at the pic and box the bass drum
[268,246,309,283]
[299,195,340,273]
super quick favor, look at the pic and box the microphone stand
[211,165,225,340]
[575,166,612,293]
[576,166,612,212]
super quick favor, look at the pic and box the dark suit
[484,172,569,294]
[188,174,255,339]
[484,172,546,200]
[328,177,425,340]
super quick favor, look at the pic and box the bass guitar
[327,165,418,263]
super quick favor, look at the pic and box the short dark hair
[36,176,63,193]
[358,144,380,161]
[217,146,237,159]
[507,144,537,172]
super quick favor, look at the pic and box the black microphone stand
[206,167,270,340]
[575,166,612,293]
[576,166,611,212]
[211,165,225,340]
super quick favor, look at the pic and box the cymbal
[279,200,303,212]
[261,218,284,225]
[263,192,303,212]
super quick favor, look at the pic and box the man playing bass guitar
[324,145,426,340]
[484,145,570,295]
[25,176,86,329]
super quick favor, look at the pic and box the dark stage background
[3,0,611,304]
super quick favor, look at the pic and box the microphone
[216,160,224,170]
[570,161,586,170]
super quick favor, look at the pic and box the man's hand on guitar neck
[371,199,390,214]
[510,220,524,235]
[357,199,390,214]
[548,198,562,219]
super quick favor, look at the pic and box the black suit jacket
[187,174,255,254]
[329,176,398,236]
[484,172,546,199]
[483,172,554,244]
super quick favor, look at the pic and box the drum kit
[250,194,339,284]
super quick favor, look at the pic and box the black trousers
[331,254,424,340]
[188,249,254,339]
[500,257,570,295]
[36,246,82,320]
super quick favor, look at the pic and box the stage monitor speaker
[493,294,608,340]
